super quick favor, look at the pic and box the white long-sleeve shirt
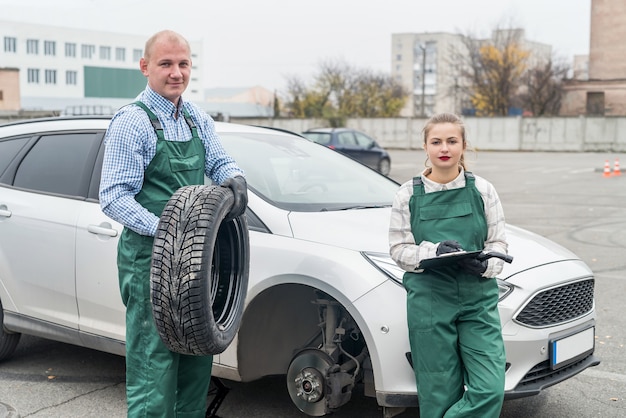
[389,168,508,278]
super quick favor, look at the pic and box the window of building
[66,70,78,85]
[81,44,95,59]
[133,48,143,62]
[27,39,39,55]
[0,90,3,101]
[65,42,76,57]
[586,92,605,116]
[115,47,126,62]
[396,54,402,61]
[44,40,56,56]
[99,46,111,60]
[45,69,57,84]
[27,68,40,84]
[4,37,17,53]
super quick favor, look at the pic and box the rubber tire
[150,185,249,356]
[0,300,20,362]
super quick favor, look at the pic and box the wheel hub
[286,349,334,416]
[293,367,324,402]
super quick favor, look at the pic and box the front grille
[518,353,596,388]
[515,279,594,327]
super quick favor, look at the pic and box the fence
[235,116,626,152]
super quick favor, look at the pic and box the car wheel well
[236,283,367,385]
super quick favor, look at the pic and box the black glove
[436,240,463,256]
[458,257,488,277]
[222,176,248,221]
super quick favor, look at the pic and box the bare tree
[519,58,570,116]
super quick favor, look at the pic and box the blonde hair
[422,113,468,170]
[143,30,191,62]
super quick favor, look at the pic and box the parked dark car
[302,127,391,176]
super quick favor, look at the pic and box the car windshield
[219,132,399,212]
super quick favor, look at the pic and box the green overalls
[403,173,505,418]
[117,102,213,418]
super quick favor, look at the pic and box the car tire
[0,300,21,361]
[378,158,391,176]
[150,185,249,356]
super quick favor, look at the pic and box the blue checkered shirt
[99,85,244,236]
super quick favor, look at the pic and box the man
[99,29,247,417]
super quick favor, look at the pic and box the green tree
[462,29,529,116]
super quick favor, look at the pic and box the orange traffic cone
[613,158,622,176]
[603,160,612,177]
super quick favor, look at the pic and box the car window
[354,132,375,148]
[13,133,102,197]
[0,136,31,181]
[220,132,398,212]
[302,132,332,146]
[337,132,357,146]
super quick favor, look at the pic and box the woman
[389,113,508,417]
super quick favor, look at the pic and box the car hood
[287,209,581,276]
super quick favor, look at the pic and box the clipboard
[417,250,483,270]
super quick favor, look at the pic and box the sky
[1,0,592,93]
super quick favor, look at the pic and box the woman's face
[424,122,465,171]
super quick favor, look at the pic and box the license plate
[550,327,595,370]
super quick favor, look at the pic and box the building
[204,86,274,120]
[0,20,203,114]
[561,0,626,116]
[391,29,552,117]
[0,68,20,111]
[392,32,465,117]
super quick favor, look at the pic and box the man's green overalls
[117,102,213,417]
[403,173,506,418]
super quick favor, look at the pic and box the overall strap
[412,171,474,195]
[181,107,199,139]
[412,176,425,196]
[133,101,165,140]
[133,101,199,141]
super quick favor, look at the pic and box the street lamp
[417,43,426,117]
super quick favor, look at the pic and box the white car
[0,117,599,417]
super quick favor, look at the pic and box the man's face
[140,38,191,104]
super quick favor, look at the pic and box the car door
[352,131,380,169]
[0,131,102,328]
[335,131,362,161]
[75,140,126,341]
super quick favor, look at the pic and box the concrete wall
[2,113,625,153]
[237,117,626,153]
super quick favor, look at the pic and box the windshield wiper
[321,204,391,211]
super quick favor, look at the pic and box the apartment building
[561,0,626,116]
[0,20,203,113]
[391,29,552,117]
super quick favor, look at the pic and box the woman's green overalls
[117,102,213,417]
[403,173,506,418]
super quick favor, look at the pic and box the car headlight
[496,279,513,301]
[363,252,514,302]
[362,252,406,284]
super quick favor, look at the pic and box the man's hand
[222,176,248,221]
[458,257,488,277]
[436,240,463,256]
